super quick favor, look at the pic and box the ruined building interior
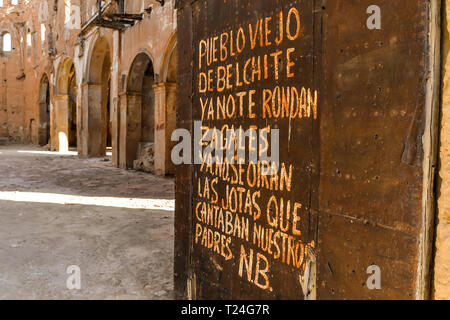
[0,0,177,174]
[0,0,450,301]
[0,0,177,299]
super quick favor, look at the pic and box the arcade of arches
[81,36,112,158]
[53,58,77,153]
[0,1,179,179]
[50,39,177,176]
[121,47,177,175]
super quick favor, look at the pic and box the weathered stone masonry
[0,0,177,176]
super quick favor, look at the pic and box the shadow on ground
[0,144,175,299]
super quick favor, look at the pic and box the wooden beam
[105,13,143,21]
[93,20,127,30]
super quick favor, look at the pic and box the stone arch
[121,51,156,170]
[160,32,177,83]
[87,36,111,84]
[152,34,177,175]
[53,57,77,152]
[82,36,112,157]
[38,74,50,146]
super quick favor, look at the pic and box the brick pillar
[79,83,89,157]
[153,84,166,175]
[38,101,49,146]
[52,94,69,152]
[153,83,167,175]
[111,30,120,167]
[119,92,127,168]
[119,91,142,169]
[80,82,105,157]
[154,82,177,175]
[165,82,177,175]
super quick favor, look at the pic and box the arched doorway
[122,52,155,170]
[84,37,111,157]
[38,74,50,146]
[54,58,77,152]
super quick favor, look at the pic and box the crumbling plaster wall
[0,0,81,146]
[119,0,177,80]
[21,0,54,145]
[75,0,176,164]
[49,0,82,151]
[0,2,26,140]
[1,0,177,175]
[118,0,177,174]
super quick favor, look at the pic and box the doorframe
[419,0,442,300]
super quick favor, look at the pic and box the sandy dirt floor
[0,144,175,299]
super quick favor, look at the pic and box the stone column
[76,75,83,156]
[165,82,177,175]
[111,30,120,167]
[79,83,89,157]
[111,95,120,166]
[89,83,106,157]
[153,83,167,176]
[52,94,69,152]
[154,82,176,176]
[119,91,142,169]
[119,91,127,169]
[80,82,105,157]
[38,101,49,146]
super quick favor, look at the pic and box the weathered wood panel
[316,0,430,300]
[175,0,434,299]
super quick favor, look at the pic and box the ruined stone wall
[0,1,26,140]
[0,0,80,145]
[120,1,176,80]
[118,0,177,173]
[0,0,177,173]
[50,0,82,152]
[435,0,450,301]
[21,0,54,145]
[66,0,176,170]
